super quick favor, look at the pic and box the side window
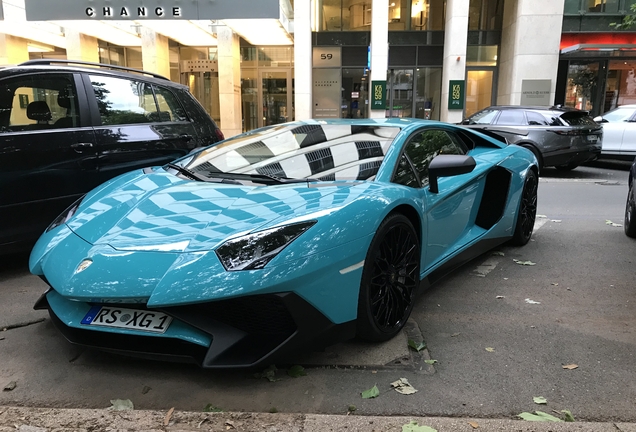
[526,111,549,126]
[153,86,188,122]
[393,154,419,188]
[90,75,158,126]
[496,109,527,125]
[0,74,79,132]
[404,129,467,186]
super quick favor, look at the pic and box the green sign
[371,81,386,110]
[448,80,465,110]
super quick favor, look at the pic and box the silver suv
[461,106,602,171]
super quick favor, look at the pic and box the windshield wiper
[164,163,209,182]
[204,172,318,185]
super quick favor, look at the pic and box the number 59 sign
[448,80,465,110]
[371,81,386,110]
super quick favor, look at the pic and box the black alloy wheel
[511,170,538,246]
[625,183,636,238]
[357,213,420,342]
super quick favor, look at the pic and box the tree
[610,3,636,29]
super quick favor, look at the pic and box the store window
[564,62,600,113]
[314,0,445,31]
[586,0,620,13]
[603,60,636,113]
[564,0,634,13]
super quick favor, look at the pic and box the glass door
[466,69,495,118]
[386,69,414,118]
[182,71,220,126]
[260,69,292,127]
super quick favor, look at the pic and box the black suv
[461,105,602,171]
[0,59,224,254]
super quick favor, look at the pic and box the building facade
[0,0,632,135]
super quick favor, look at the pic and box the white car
[595,105,636,160]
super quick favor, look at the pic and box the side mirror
[593,116,607,123]
[428,154,476,193]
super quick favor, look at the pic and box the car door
[619,109,636,157]
[396,128,482,270]
[0,72,96,249]
[84,74,198,183]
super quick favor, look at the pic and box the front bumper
[35,289,356,368]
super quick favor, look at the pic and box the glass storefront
[341,68,369,118]
[564,61,600,113]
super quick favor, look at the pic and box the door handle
[70,142,94,153]
[180,134,193,142]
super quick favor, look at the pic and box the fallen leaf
[164,407,174,426]
[0,337,4,341]
[496,295,505,299]
[141,386,151,395]
[287,365,307,378]
[408,339,426,352]
[3,381,16,391]
[606,220,623,227]
[518,411,563,422]
[451,332,461,337]
[371,370,377,374]
[361,385,380,399]
[203,404,223,412]
[537,215,547,219]
[254,365,280,382]
[562,364,578,370]
[525,298,541,304]
[269,407,278,413]
[424,359,437,365]
[503,277,509,280]
[468,421,479,429]
[551,219,562,223]
[225,420,235,430]
[348,405,357,412]
[561,410,575,422]
[402,420,437,432]
[513,259,536,266]
[551,283,559,286]
[198,418,209,428]
[391,378,418,395]
[108,399,134,411]
[533,396,547,405]
[485,347,495,352]
[491,251,505,256]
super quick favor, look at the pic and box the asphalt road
[0,162,634,422]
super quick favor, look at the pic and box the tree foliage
[610,3,636,29]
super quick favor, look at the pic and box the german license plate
[587,135,598,142]
[81,306,172,334]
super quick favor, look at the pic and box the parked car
[594,105,636,160]
[31,118,538,368]
[0,59,224,255]
[625,157,636,238]
[461,105,602,171]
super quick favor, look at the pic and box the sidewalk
[1,406,636,432]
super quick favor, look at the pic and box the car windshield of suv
[464,109,498,125]
[602,107,635,123]
[174,123,402,182]
[559,111,597,126]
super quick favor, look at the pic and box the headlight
[215,221,316,271]
[46,196,85,233]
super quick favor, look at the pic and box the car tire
[520,144,543,172]
[625,183,636,238]
[510,170,538,246]
[555,163,579,171]
[356,213,420,342]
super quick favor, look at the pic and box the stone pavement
[1,407,636,432]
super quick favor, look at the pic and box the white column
[217,26,242,138]
[0,34,28,65]
[64,30,99,63]
[497,0,564,105]
[441,0,469,123]
[140,28,170,79]
[369,0,389,119]
[294,0,312,120]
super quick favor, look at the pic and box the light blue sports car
[30,119,538,368]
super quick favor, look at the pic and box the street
[1,162,634,422]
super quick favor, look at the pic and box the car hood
[67,169,350,253]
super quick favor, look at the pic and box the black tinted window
[526,111,549,126]
[154,86,188,122]
[404,129,467,185]
[393,154,419,187]
[560,112,597,126]
[496,109,526,125]
[0,74,79,132]
[90,75,158,126]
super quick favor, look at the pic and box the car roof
[483,105,585,112]
[0,60,186,89]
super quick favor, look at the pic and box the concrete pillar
[0,34,28,65]
[217,26,242,138]
[441,0,469,123]
[140,28,170,79]
[64,30,99,63]
[294,0,312,120]
[497,0,564,105]
[369,0,389,119]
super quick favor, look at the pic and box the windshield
[602,107,636,123]
[176,123,402,182]
[463,109,498,125]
